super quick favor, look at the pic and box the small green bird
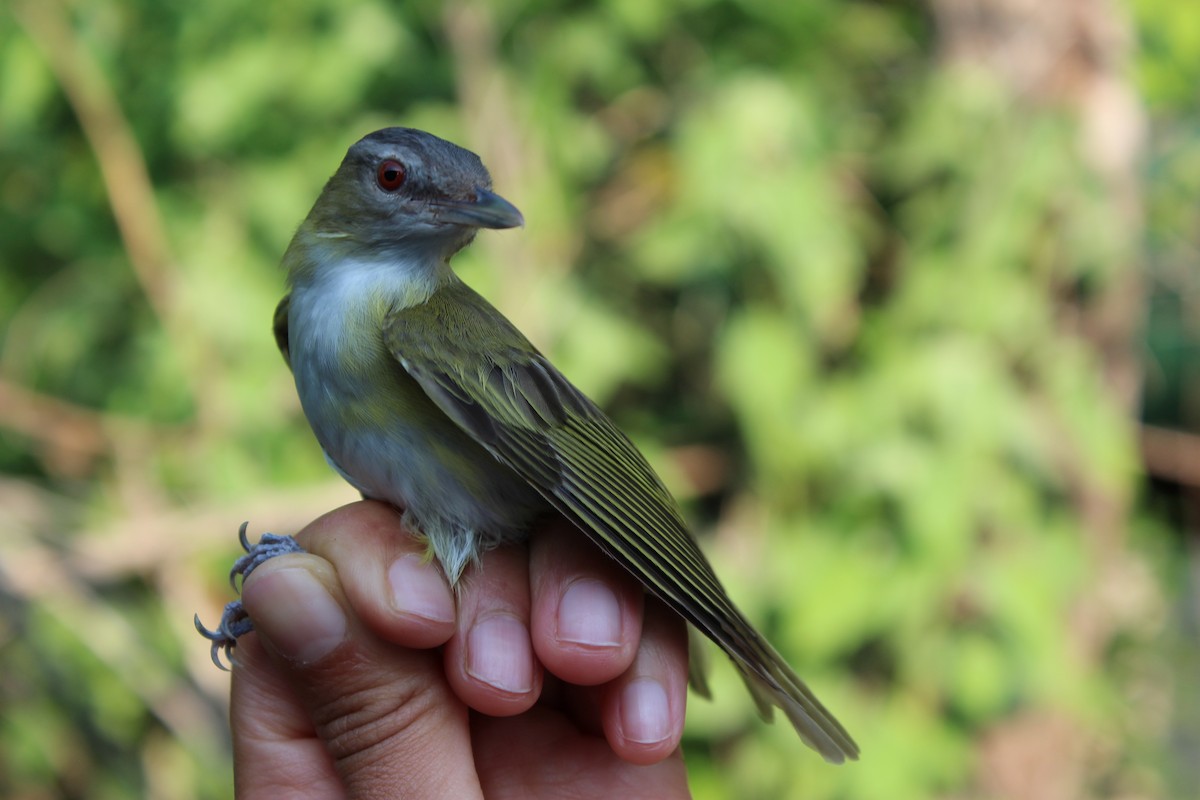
[210,128,857,763]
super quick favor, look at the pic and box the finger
[600,599,689,765]
[472,706,691,798]
[240,552,483,799]
[294,501,456,649]
[230,635,344,799]
[529,516,643,687]
[444,543,542,716]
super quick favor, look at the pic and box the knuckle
[306,653,441,769]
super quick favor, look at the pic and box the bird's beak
[431,188,524,229]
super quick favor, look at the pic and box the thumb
[236,553,482,800]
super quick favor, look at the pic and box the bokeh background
[1,0,1197,797]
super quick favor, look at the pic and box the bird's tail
[727,635,860,764]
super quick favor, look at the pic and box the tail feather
[744,638,860,763]
[691,608,860,764]
[684,613,860,763]
[731,657,776,721]
[686,626,713,700]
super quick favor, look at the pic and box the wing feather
[382,282,858,762]
[274,294,292,369]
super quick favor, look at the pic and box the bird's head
[297,128,523,267]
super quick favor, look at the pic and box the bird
[201,127,858,764]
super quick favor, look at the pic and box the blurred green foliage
[0,0,1189,798]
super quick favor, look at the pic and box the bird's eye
[376,160,406,192]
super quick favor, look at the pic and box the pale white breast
[289,249,439,363]
[285,251,545,580]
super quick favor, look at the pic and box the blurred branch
[0,480,227,759]
[11,0,205,403]
[1,474,359,733]
[0,377,110,475]
[71,482,359,580]
[442,1,527,215]
[669,444,730,498]
[442,0,567,342]
[930,1,1148,795]
[0,377,188,493]
[1140,424,1200,489]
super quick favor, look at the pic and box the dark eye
[377,159,406,191]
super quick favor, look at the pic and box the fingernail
[467,614,533,694]
[620,678,671,745]
[388,555,455,623]
[245,567,346,665]
[556,579,621,647]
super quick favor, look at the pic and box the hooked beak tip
[433,188,524,230]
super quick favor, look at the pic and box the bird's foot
[194,522,305,670]
[400,507,437,566]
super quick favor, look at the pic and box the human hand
[228,500,691,798]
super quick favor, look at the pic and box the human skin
[229,500,692,799]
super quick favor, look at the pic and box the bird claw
[194,604,252,671]
[228,522,305,589]
[195,521,305,670]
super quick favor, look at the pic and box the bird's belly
[292,349,546,580]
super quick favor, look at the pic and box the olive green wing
[383,284,858,763]
[274,293,292,370]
